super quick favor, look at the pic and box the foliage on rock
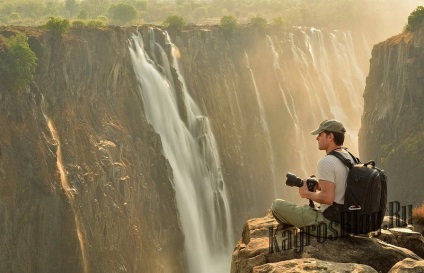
[250,14,267,29]
[44,17,70,36]
[0,32,37,92]
[163,15,185,31]
[405,6,424,32]
[272,16,291,28]
[220,15,238,35]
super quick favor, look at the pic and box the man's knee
[272,199,300,226]
[272,199,296,218]
[272,199,285,213]
[271,199,286,225]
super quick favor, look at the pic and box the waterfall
[265,28,366,179]
[128,31,234,273]
[306,29,365,152]
[244,51,278,197]
[266,35,312,176]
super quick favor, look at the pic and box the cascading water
[306,29,365,150]
[266,35,313,176]
[128,31,233,273]
[244,51,278,197]
[265,28,366,179]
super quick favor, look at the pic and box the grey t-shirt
[317,149,355,212]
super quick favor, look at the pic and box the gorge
[0,21,423,273]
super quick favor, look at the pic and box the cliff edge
[231,212,424,273]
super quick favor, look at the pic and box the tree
[77,10,88,20]
[44,17,70,36]
[133,0,148,11]
[108,3,138,25]
[163,15,185,31]
[65,0,78,18]
[250,14,267,29]
[272,16,291,28]
[220,15,238,35]
[405,6,424,32]
[0,33,37,92]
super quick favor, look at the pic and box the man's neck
[326,145,342,154]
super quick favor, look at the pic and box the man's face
[316,131,330,150]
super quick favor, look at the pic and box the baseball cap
[310,119,346,135]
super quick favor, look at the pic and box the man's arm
[298,179,335,205]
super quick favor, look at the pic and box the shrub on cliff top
[0,32,37,92]
[405,6,424,32]
[413,203,424,225]
[163,15,185,31]
[250,15,267,29]
[87,20,104,28]
[272,16,291,28]
[220,15,238,35]
[72,20,86,28]
[44,17,70,36]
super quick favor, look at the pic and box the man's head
[311,119,345,148]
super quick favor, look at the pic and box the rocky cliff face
[359,27,424,208]
[0,27,185,273]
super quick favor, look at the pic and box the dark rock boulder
[412,222,424,236]
[377,228,424,258]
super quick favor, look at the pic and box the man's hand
[298,179,310,198]
[298,179,335,204]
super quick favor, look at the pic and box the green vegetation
[65,0,78,18]
[71,19,104,29]
[0,0,419,42]
[77,10,88,20]
[87,20,104,28]
[405,6,424,32]
[250,14,267,28]
[0,33,37,92]
[272,16,291,28]
[163,15,185,31]
[44,17,70,36]
[72,20,86,28]
[220,15,238,35]
[108,3,138,25]
[381,127,424,165]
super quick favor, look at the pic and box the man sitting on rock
[271,119,355,237]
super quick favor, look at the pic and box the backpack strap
[328,150,354,169]
[328,147,361,169]
[345,149,361,164]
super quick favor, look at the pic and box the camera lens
[285,172,303,187]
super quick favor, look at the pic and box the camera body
[286,172,318,192]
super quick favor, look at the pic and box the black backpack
[323,149,388,234]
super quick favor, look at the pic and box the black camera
[286,172,318,192]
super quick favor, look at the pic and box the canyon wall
[0,25,369,272]
[0,27,185,273]
[359,27,424,208]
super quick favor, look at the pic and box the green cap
[310,119,346,135]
